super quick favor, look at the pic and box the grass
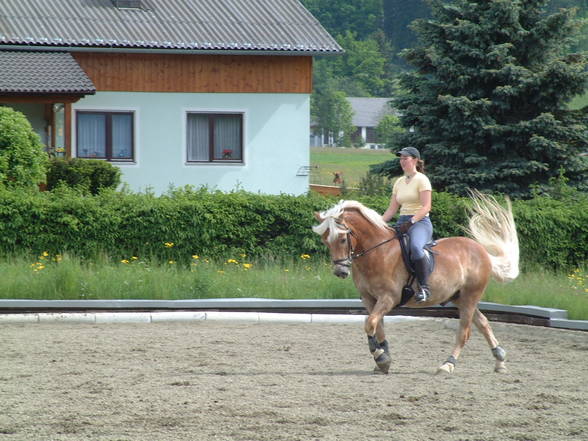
[2,252,587,320]
[310,147,392,187]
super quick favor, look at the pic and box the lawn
[310,147,393,187]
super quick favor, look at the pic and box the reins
[332,229,398,267]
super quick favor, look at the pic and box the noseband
[332,227,397,267]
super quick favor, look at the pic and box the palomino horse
[313,191,519,374]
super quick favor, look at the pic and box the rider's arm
[411,190,432,223]
[382,194,400,223]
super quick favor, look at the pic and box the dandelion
[168,260,176,264]
[121,259,130,264]
[284,269,289,272]
[243,263,253,270]
[240,253,247,258]
[300,254,311,260]
[32,262,45,272]
[164,242,174,248]
[192,255,200,260]
[131,256,138,261]
[54,254,63,263]
[227,259,238,264]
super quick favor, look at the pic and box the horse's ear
[314,212,323,222]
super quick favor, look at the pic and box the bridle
[331,223,397,268]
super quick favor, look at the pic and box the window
[187,113,243,163]
[76,111,134,161]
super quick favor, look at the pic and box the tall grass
[1,253,586,320]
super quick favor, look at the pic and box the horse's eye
[340,237,347,244]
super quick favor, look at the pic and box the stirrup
[415,286,430,303]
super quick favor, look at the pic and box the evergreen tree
[376,0,588,198]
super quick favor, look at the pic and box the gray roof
[0,0,342,54]
[0,51,96,94]
[347,97,395,127]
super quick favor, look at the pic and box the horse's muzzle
[333,263,351,279]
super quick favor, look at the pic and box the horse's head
[313,209,353,278]
[313,200,392,279]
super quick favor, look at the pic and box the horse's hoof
[375,352,391,374]
[373,366,388,375]
[494,361,507,373]
[435,363,455,375]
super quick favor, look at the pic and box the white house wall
[72,92,310,195]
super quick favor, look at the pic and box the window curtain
[214,115,241,160]
[187,114,210,161]
[112,113,133,159]
[77,113,106,158]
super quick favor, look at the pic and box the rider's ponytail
[416,159,425,173]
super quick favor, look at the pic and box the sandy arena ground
[0,318,587,441]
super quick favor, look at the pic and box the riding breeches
[396,215,433,260]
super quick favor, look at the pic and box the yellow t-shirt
[392,172,432,215]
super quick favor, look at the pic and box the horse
[312,191,519,375]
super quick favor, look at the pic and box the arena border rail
[0,299,586,331]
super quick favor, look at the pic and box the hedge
[0,186,585,270]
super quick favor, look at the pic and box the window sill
[185,161,244,166]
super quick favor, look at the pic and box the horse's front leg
[362,294,395,374]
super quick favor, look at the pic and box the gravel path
[1,319,587,441]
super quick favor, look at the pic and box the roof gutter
[0,44,343,57]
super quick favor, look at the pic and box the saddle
[395,230,437,307]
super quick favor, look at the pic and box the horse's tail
[466,190,520,282]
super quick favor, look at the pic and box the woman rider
[381,146,433,302]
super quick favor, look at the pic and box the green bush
[0,106,48,188]
[0,187,584,270]
[46,158,121,194]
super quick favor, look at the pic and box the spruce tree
[379,0,588,198]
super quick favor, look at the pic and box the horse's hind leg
[437,301,476,375]
[473,308,507,373]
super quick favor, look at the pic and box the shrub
[46,158,121,194]
[0,187,584,270]
[0,106,48,188]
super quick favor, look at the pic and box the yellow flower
[227,259,238,264]
[300,254,311,260]
[284,269,289,272]
[54,254,63,263]
[131,256,138,261]
[240,253,247,258]
[192,255,200,260]
[168,260,176,264]
[164,242,174,248]
[42,251,49,257]
[243,263,253,269]
[121,259,129,264]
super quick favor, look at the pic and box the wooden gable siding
[73,53,312,94]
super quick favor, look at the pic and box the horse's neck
[347,212,397,254]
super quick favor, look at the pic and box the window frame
[185,112,244,164]
[75,110,135,162]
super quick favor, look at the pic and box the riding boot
[413,256,431,303]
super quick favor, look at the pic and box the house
[348,97,395,149]
[0,0,342,195]
[310,97,395,149]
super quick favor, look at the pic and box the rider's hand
[397,221,412,234]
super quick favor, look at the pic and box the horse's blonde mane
[312,200,389,243]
